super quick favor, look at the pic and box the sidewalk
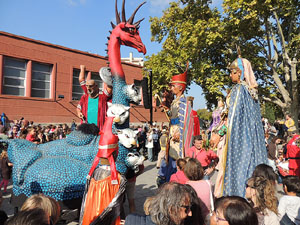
[123,160,158,216]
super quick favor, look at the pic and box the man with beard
[77,79,112,130]
[76,65,112,130]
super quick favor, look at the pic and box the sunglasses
[180,205,192,214]
[245,181,255,189]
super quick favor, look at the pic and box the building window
[72,69,86,101]
[3,56,26,96]
[72,69,103,101]
[31,62,52,98]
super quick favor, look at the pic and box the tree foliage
[197,108,212,121]
[145,0,299,125]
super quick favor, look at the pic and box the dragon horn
[121,0,126,22]
[127,1,146,24]
[133,18,144,27]
[111,22,116,28]
[115,0,121,24]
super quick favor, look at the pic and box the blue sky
[0,0,222,110]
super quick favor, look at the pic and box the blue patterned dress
[222,82,267,197]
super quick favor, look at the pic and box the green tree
[144,0,229,109]
[197,108,212,121]
[145,0,299,129]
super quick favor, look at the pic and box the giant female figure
[220,57,267,197]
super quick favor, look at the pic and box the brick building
[0,31,167,125]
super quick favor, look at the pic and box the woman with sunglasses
[125,182,204,225]
[245,176,279,225]
[210,196,258,225]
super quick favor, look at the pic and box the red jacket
[287,135,300,176]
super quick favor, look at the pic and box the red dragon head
[110,0,147,55]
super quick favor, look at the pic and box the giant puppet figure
[157,64,194,184]
[216,56,267,197]
[79,1,147,224]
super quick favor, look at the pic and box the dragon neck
[108,34,125,79]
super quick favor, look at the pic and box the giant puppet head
[170,62,188,95]
[110,0,147,55]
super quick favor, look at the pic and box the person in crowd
[286,133,300,177]
[21,193,61,225]
[0,190,8,225]
[124,164,144,213]
[5,208,50,225]
[284,114,297,137]
[146,128,154,162]
[245,176,279,225]
[77,65,112,130]
[278,176,300,225]
[71,119,77,131]
[184,158,212,222]
[152,125,160,161]
[0,113,8,129]
[156,127,169,169]
[8,125,19,139]
[125,182,201,225]
[0,149,12,194]
[170,158,188,184]
[266,135,281,171]
[25,127,37,142]
[0,126,7,141]
[0,126,8,153]
[186,135,219,179]
[220,56,267,197]
[210,196,258,225]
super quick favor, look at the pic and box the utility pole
[149,69,153,125]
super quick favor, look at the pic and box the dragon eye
[128,27,135,34]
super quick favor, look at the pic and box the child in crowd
[169,158,188,184]
[21,194,61,225]
[278,176,300,225]
[0,149,13,194]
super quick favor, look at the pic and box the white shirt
[145,132,153,148]
[264,208,280,225]
[278,195,300,225]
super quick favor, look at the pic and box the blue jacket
[125,214,156,225]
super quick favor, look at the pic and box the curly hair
[252,164,277,184]
[148,183,194,225]
[247,176,278,215]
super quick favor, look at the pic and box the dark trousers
[280,214,296,225]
